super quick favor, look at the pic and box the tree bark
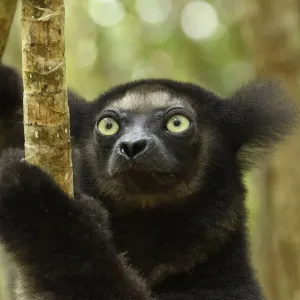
[243,0,300,299]
[21,0,73,197]
[0,0,18,59]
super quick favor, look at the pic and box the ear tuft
[220,80,299,171]
[0,64,23,118]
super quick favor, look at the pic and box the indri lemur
[0,64,297,300]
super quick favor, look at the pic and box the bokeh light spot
[76,39,98,68]
[88,0,125,28]
[181,1,219,40]
[136,0,172,24]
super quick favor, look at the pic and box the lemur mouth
[116,171,176,193]
[114,163,173,177]
[113,165,178,190]
[108,157,178,183]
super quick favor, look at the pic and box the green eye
[97,117,119,136]
[166,114,191,133]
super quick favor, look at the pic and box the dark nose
[120,139,148,159]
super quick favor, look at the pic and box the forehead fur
[108,84,192,113]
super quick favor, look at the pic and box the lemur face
[82,78,296,209]
[87,85,213,208]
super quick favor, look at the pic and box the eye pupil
[106,122,113,130]
[173,119,181,127]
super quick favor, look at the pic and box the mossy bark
[243,0,300,299]
[21,0,73,197]
[0,0,18,59]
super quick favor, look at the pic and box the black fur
[0,64,297,300]
[0,65,24,149]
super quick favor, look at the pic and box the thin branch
[21,0,73,197]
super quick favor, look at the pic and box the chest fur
[111,213,213,286]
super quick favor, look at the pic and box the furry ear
[67,89,89,143]
[0,64,23,118]
[0,65,24,149]
[219,80,299,170]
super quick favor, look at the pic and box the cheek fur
[163,137,200,165]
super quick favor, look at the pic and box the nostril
[120,139,147,159]
[120,142,130,157]
[132,140,147,157]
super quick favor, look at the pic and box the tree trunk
[0,0,18,59]
[21,0,73,197]
[243,0,300,299]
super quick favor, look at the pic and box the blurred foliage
[1,0,260,297]
[3,0,255,99]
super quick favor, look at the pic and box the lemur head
[80,79,297,209]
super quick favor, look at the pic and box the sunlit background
[2,1,300,300]
[4,0,254,100]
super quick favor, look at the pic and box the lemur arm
[0,149,153,300]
